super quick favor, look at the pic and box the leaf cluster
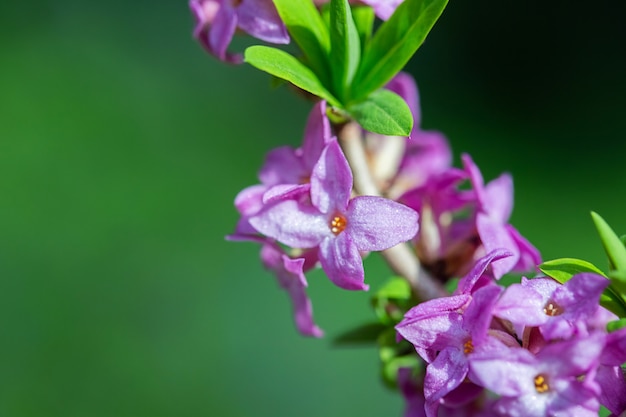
[244,0,448,136]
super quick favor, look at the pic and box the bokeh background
[1,1,625,416]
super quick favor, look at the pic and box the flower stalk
[335,120,446,300]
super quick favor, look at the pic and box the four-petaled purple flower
[470,335,604,417]
[396,253,510,417]
[250,139,419,290]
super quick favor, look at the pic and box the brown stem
[336,121,447,301]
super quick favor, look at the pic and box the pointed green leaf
[352,6,375,51]
[373,276,412,301]
[600,285,626,318]
[273,0,331,85]
[608,269,626,297]
[352,0,448,99]
[381,354,420,388]
[329,0,361,99]
[538,257,606,284]
[591,211,626,272]
[372,276,413,324]
[607,318,626,332]
[348,89,413,135]
[244,46,340,107]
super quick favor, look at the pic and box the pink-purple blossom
[494,273,610,340]
[469,335,604,417]
[249,139,419,290]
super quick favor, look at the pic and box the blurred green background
[1,1,625,416]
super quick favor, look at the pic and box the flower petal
[456,248,513,294]
[237,0,289,44]
[494,283,548,327]
[260,244,323,337]
[318,234,368,291]
[209,4,241,63]
[258,146,305,186]
[311,140,352,214]
[302,101,334,170]
[249,199,328,248]
[484,173,513,223]
[476,213,519,279]
[423,347,468,416]
[347,196,418,251]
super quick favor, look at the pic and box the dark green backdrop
[1,1,624,416]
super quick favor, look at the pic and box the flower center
[330,214,348,235]
[543,300,562,316]
[463,339,474,355]
[534,374,550,393]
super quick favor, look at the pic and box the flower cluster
[192,1,626,415]
[396,251,626,416]
[228,70,542,339]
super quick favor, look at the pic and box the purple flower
[249,139,419,290]
[470,335,604,417]
[496,273,610,340]
[260,243,323,337]
[190,0,289,63]
[462,154,541,279]
[396,284,506,417]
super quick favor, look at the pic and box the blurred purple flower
[190,0,289,63]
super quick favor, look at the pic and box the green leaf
[273,0,331,86]
[372,276,413,324]
[332,322,387,346]
[244,46,340,107]
[607,318,626,332]
[600,286,626,318]
[348,89,413,135]
[608,269,626,297]
[538,257,606,284]
[351,6,375,50]
[329,0,361,99]
[591,211,626,272]
[352,0,448,99]
[373,276,412,301]
[381,354,420,388]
